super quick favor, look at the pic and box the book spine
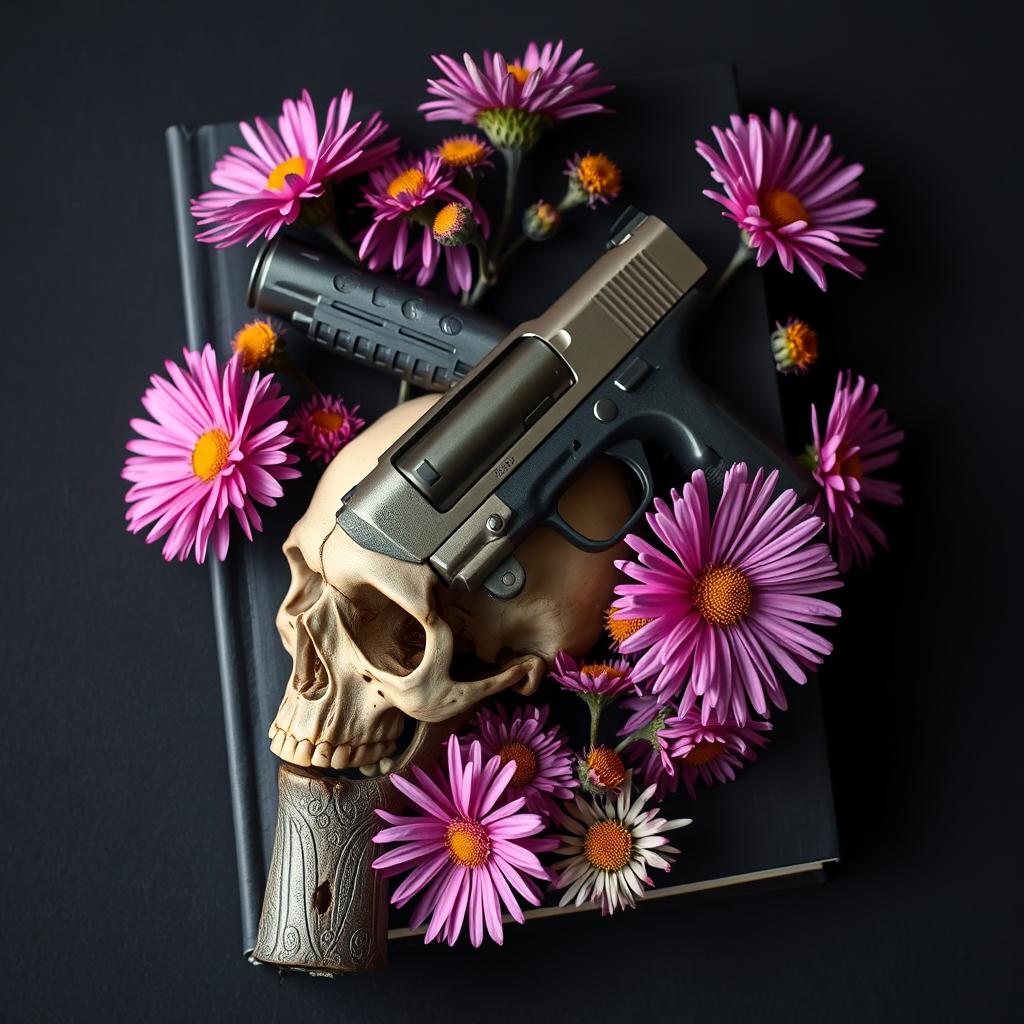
[164,126,265,957]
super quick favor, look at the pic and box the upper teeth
[268,727,396,769]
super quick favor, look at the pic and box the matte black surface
[1,2,1019,1021]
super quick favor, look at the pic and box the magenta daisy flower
[695,108,882,289]
[122,345,300,563]
[420,41,614,151]
[614,464,842,726]
[662,706,772,798]
[372,739,555,947]
[550,651,635,700]
[461,704,576,818]
[289,392,365,466]
[190,89,398,248]
[809,371,904,572]
[357,152,487,294]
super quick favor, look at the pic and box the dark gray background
[2,1,1019,1020]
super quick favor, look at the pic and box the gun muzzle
[247,237,506,392]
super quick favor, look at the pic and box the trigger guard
[543,441,654,552]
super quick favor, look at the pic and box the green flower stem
[613,728,647,755]
[588,702,601,748]
[496,233,529,272]
[317,223,360,264]
[491,147,523,267]
[276,357,320,396]
[464,239,493,307]
[708,237,754,303]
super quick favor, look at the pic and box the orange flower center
[446,819,491,867]
[581,662,626,680]
[837,453,864,480]
[586,747,626,788]
[432,202,463,239]
[784,320,818,370]
[310,410,345,435]
[506,63,532,85]
[497,741,538,787]
[438,137,488,168]
[387,168,426,199]
[692,565,752,626]
[232,320,278,371]
[577,153,622,199]
[761,188,809,229]
[192,429,230,482]
[683,740,723,767]
[266,155,308,192]
[584,819,633,871]
[604,606,652,647]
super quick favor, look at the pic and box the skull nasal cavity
[341,584,427,677]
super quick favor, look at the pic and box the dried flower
[357,152,488,294]
[231,319,283,372]
[564,152,622,208]
[809,372,904,571]
[122,345,299,563]
[461,704,576,819]
[614,464,842,725]
[436,134,494,174]
[372,739,555,946]
[289,393,365,465]
[420,41,614,151]
[695,109,882,289]
[550,775,690,915]
[190,89,398,247]
[522,200,561,241]
[432,202,477,247]
[771,317,818,374]
[579,745,628,792]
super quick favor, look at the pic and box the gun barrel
[247,237,506,392]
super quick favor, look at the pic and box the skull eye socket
[338,584,426,678]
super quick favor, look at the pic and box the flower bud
[771,318,819,374]
[522,200,562,242]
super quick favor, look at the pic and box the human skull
[269,395,633,770]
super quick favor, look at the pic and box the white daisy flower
[551,773,691,914]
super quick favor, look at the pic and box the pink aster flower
[695,108,882,289]
[420,41,614,151]
[461,704,576,819]
[122,345,300,563]
[372,739,555,947]
[357,152,487,294]
[617,694,678,801]
[810,371,904,572]
[190,89,398,248]
[614,464,842,726]
[289,393,365,466]
[550,651,635,700]
[662,706,772,798]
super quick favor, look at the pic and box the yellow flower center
[761,188,809,229]
[310,410,345,435]
[265,155,308,192]
[497,741,538,787]
[386,168,427,199]
[446,819,491,868]
[232,320,278,371]
[437,137,488,168]
[584,819,633,871]
[506,63,532,85]
[432,202,462,239]
[191,429,231,482]
[577,153,622,199]
[784,320,818,370]
[692,565,752,626]
[683,740,723,767]
[586,747,626,789]
[604,606,652,647]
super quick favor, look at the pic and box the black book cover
[165,63,838,958]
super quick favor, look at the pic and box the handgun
[335,210,807,600]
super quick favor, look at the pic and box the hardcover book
[165,62,839,958]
